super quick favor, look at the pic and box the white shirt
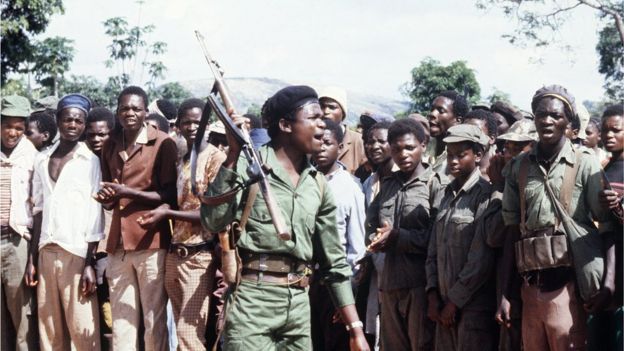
[0,136,37,238]
[32,142,104,258]
[325,163,367,272]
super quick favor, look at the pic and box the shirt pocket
[447,214,475,248]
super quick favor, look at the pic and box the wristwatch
[345,320,364,331]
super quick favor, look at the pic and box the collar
[391,163,434,187]
[529,138,576,166]
[136,123,150,144]
[0,136,36,161]
[447,166,482,197]
[325,161,347,180]
[45,141,92,160]
[260,144,317,187]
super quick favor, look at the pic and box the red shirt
[100,125,178,252]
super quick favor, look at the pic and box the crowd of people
[0,82,622,351]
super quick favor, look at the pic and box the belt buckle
[176,246,189,258]
[258,254,268,271]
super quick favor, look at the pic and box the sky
[41,0,607,111]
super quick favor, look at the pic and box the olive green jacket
[201,145,354,307]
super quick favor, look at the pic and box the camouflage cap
[497,118,538,142]
[443,124,489,146]
[32,95,59,112]
[1,95,31,118]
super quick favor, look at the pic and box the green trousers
[223,279,311,351]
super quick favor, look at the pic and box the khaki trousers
[0,234,37,351]
[164,250,215,351]
[37,244,100,351]
[107,249,168,351]
[380,288,434,351]
[521,281,587,351]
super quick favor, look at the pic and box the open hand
[137,204,170,230]
[367,221,397,252]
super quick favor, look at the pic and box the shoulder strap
[518,156,530,233]
[559,149,581,214]
[314,172,325,205]
[239,183,259,230]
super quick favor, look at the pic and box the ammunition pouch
[515,226,571,273]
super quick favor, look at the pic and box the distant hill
[177,77,410,126]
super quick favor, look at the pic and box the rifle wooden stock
[194,30,291,241]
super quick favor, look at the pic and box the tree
[0,0,65,84]
[404,58,481,113]
[150,82,192,106]
[31,37,75,97]
[475,0,623,48]
[103,16,168,91]
[59,75,118,109]
[597,20,624,101]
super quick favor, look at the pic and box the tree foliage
[102,16,168,91]
[59,75,120,109]
[150,82,192,107]
[0,0,64,84]
[31,37,75,96]
[405,58,481,113]
[597,20,624,101]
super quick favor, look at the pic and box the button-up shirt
[502,140,612,234]
[100,124,178,252]
[366,166,444,290]
[0,137,37,238]
[201,145,355,307]
[325,163,367,271]
[32,142,104,258]
[426,167,495,310]
[173,144,225,244]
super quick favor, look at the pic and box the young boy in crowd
[368,118,443,351]
[1,95,39,351]
[26,94,103,350]
[591,104,624,351]
[95,86,178,350]
[85,106,116,348]
[319,87,367,174]
[26,110,57,151]
[310,119,367,351]
[140,98,226,350]
[426,124,497,351]
[463,109,498,179]
[499,85,614,351]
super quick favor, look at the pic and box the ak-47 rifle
[190,30,291,241]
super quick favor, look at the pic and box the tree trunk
[614,12,624,47]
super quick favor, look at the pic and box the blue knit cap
[58,94,91,115]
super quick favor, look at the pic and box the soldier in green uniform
[498,85,615,351]
[201,85,369,351]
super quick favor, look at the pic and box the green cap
[32,96,59,112]
[498,118,538,142]
[1,95,31,118]
[444,124,489,146]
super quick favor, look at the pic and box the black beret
[262,85,318,123]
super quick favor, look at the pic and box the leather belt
[0,226,14,239]
[241,268,310,288]
[169,241,215,258]
[239,250,310,274]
